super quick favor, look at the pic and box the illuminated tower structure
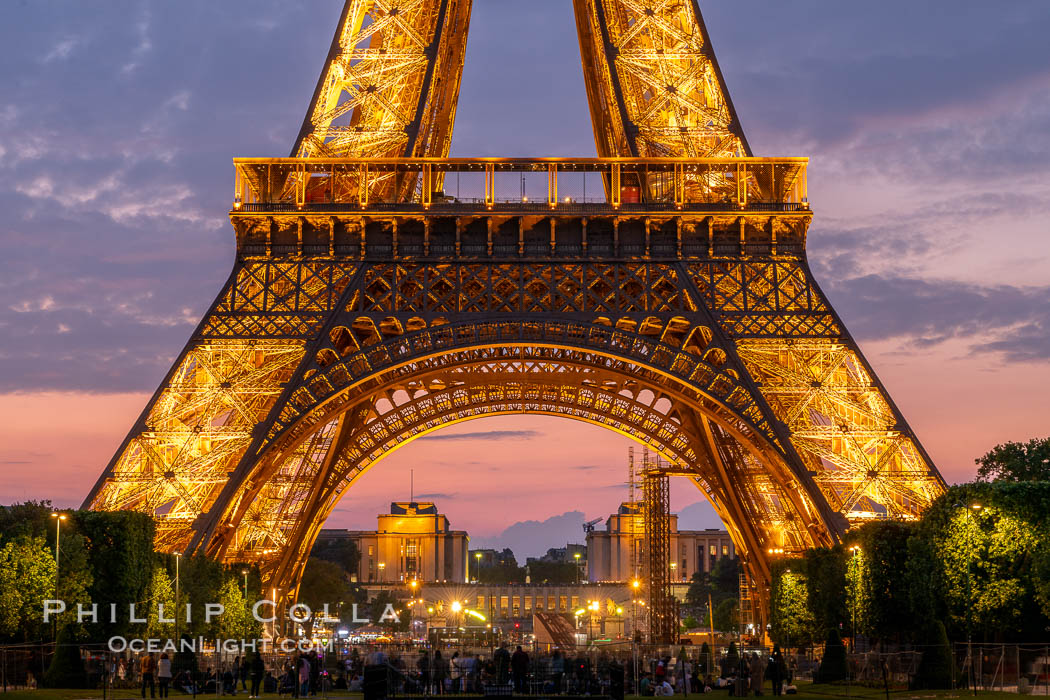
[85,0,946,623]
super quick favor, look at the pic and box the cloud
[676,501,725,531]
[43,37,81,64]
[413,492,455,500]
[826,274,1050,361]
[472,511,587,561]
[420,430,541,442]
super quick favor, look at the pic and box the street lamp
[574,552,582,584]
[174,553,181,644]
[378,561,386,582]
[50,513,66,577]
[954,502,982,696]
[474,552,482,582]
[242,569,249,598]
[670,561,677,581]
[50,512,66,641]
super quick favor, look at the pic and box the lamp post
[954,502,981,696]
[474,552,482,582]
[174,553,181,645]
[242,569,249,598]
[670,561,677,582]
[50,513,66,578]
[50,512,66,641]
[378,561,386,583]
[574,552,581,584]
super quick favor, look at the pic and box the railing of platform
[232,157,809,213]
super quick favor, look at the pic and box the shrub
[815,628,847,683]
[912,620,955,689]
[43,625,88,688]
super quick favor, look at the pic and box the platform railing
[232,157,809,214]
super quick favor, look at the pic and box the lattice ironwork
[84,0,947,623]
[643,469,676,644]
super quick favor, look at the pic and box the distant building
[469,548,517,568]
[316,501,468,583]
[527,543,587,564]
[586,502,735,582]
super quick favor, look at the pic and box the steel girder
[291,0,472,201]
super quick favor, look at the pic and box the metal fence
[3,640,1049,696]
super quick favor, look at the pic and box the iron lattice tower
[643,469,676,644]
[84,0,947,621]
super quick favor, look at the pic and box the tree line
[769,438,1050,649]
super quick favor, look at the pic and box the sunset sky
[1,2,1048,558]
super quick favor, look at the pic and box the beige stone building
[586,502,735,582]
[317,501,468,583]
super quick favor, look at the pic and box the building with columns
[586,502,735,582]
[317,501,468,583]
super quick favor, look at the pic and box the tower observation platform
[231,157,809,259]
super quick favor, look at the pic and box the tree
[369,590,409,633]
[975,437,1050,482]
[298,557,351,637]
[769,561,813,647]
[698,642,712,675]
[687,558,739,608]
[0,501,55,544]
[146,565,176,639]
[526,560,577,584]
[815,628,847,683]
[919,482,1050,640]
[913,620,954,689]
[804,547,847,636]
[215,577,258,641]
[75,510,155,639]
[478,563,525,584]
[722,641,739,676]
[43,624,87,688]
[849,521,917,644]
[712,597,738,633]
[309,537,361,578]
[176,555,225,638]
[0,535,56,641]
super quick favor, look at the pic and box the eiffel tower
[84,0,946,621]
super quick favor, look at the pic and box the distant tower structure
[643,468,677,644]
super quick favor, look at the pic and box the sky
[1,2,1048,559]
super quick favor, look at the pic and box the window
[512,597,520,617]
[477,595,485,611]
[368,545,375,556]
[709,545,717,556]
[500,596,509,618]
[571,596,579,610]
[722,544,729,556]
[524,596,532,612]
[559,596,568,612]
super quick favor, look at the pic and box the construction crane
[582,517,602,534]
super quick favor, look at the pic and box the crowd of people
[635,648,795,696]
[117,644,795,698]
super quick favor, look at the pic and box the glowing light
[450,600,462,613]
